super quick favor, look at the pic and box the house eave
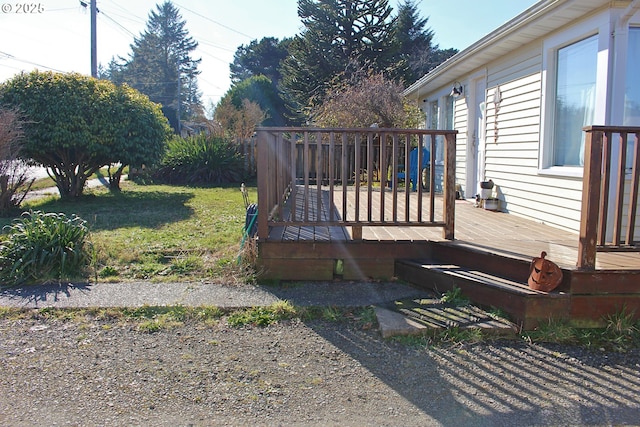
[404,0,617,101]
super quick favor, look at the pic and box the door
[466,77,487,198]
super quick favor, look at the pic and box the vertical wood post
[256,130,271,240]
[443,132,456,240]
[578,127,604,270]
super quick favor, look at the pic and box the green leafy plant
[0,210,93,286]
[154,134,244,185]
[227,301,297,327]
[440,287,469,306]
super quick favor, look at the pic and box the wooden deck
[258,187,640,329]
[266,185,640,271]
[254,126,640,328]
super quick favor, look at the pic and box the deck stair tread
[399,259,568,297]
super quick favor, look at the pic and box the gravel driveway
[1,314,639,426]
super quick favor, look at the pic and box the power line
[173,2,254,40]
[0,51,68,74]
[99,11,136,38]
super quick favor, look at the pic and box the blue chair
[397,147,430,191]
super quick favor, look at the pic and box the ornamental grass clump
[0,210,93,286]
[154,134,244,185]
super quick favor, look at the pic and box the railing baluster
[392,133,399,222]
[316,131,322,222]
[404,134,410,222]
[290,133,297,221]
[379,131,386,222]
[354,133,361,223]
[597,131,612,247]
[303,132,310,222]
[417,134,424,222]
[329,132,335,222]
[626,132,640,245]
[367,131,373,222]
[342,132,348,222]
[613,132,627,246]
[429,133,436,223]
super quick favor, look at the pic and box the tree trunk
[108,164,125,192]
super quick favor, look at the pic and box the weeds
[521,308,640,351]
[440,287,469,306]
[227,301,297,327]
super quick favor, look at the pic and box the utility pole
[90,0,97,77]
[177,74,181,134]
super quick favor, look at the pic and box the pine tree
[229,37,290,85]
[120,1,201,132]
[280,0,397,116]
[392,0,457,85]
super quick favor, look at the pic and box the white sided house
[404,0,640,235]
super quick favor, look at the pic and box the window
[622,27,640,170]
[625,28,640,127]
[429,101,438,129]
[552,34,598,166]
[444,96,454,130]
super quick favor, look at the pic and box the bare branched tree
[0,108,34,215]
[311,71,421,128]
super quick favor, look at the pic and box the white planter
[480,188,492,199]
[484,198,499,211]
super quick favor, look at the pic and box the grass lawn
[2,180,255,284]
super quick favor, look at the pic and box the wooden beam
[578,127,604,270]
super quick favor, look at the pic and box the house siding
[480,49,583,232]
[405,1,639,236]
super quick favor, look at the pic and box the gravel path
[1,314,639,426]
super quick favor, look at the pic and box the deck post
[578,126,604,270]
[352,225,363,241]
[443,132,456,240]
[256,130,271,241]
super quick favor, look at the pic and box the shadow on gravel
[305,322,640,426]
[0,282,94,307]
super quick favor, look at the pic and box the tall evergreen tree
[228,37,296,125]
[392,0,457,85]
[280,0,397,116]
[120,1,201,132]
[230,37,290,85]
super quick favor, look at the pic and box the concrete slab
[376,298,518,338]
[374,306,430,338]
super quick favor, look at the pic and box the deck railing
[579,125,640,269]
[255,127,457,241]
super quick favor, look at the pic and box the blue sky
[0,0,538,108]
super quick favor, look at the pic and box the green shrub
[0,210,92,286]
[154,134,244,185]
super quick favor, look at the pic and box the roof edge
[403,0,566,97]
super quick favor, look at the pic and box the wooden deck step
[395,259,571,330]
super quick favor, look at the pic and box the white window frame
[539,12,612,178]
